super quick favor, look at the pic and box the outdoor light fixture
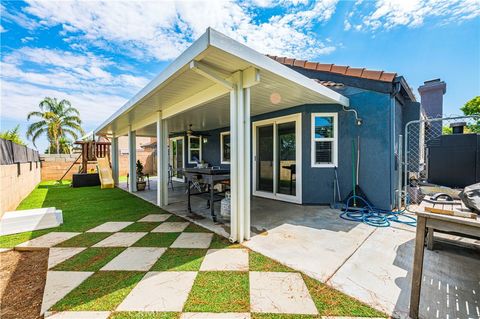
[203,137,208,144]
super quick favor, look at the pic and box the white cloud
[22,0,338,60]
[351,0,480,31]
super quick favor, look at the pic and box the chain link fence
[401,114,480,206]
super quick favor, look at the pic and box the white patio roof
[95,28,349,137]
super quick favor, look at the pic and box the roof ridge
[266,55,397,83]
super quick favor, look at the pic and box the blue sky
[1,0,479,152]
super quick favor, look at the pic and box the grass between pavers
[0,181,164,247]
[251,314,317,319]
[52,271,145,311]
[52,247,125,271]
[165,215,187,222]
[151,248,207,271]
[55,232,111,247]
[249,251,295,272]
[132,233,181,247]
[209,234,243,249]
[120,222,162,232]
[109,312,179,319]
[183,223,213,233]
[183,271,249,312]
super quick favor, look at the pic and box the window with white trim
[188,136,202,164]
[311,113,338,167]
[220,132,230,164]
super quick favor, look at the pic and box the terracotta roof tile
[267,55,396,82]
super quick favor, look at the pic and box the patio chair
[168,164,175,191]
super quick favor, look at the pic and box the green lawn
[0,181,162,247]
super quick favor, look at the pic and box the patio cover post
[128,128,137,192]
[111,136,119,185]
[156,112,169,207]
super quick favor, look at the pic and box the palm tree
[27,97,84,153]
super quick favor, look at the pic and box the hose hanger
[342,105,363,126]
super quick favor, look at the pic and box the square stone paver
[101,247,166,271]
[249,272,318,315]
[41,271,93,314]
[117,271,197,311]
[170,233,213,249]
[137,214,171,222]
[86,222,133,232]
[152,222,190,233]
[48,247,86,269]
[93,232,147,247]
[181,313,251,319]
[200,249,249,271]
[45,311,110,318]
[16,232,81,250]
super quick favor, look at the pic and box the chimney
[418,79,446,119]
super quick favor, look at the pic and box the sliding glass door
[253,114,302,203]
[169,137,184,182]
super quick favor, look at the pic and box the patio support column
[156,112,169,207]
[229,71,251,243]
[111,136,119,185]
[128,128,137,192]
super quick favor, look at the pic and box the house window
[311,113,338,167]
[188,136,202,164]
[220,132,230,164]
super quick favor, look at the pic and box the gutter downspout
[390,81,402,210]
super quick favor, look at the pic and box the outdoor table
[409,211,480,319]
[183,168,230,222]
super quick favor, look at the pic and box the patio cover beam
[189,60,234,90]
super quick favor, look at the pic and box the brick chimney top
[418,79,446,94]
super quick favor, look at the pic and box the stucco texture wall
[0,162,41,216]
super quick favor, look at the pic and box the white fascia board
[208,28,349,107]
[94,31,210,135]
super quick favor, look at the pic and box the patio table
[409,211,480,319]
[183,168,230,222]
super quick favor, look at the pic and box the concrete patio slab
[101,247,166,271]
[180,313,251,319]
[170,233,213,249]
[152,222,190,233]
[117,271,197,311]
[16,232,81,250]
[41,271,93,314]
[45,311,110,318]
[86,222,133,232]
[249,271,318,315]
[93,232,147,247]
[200,249,249,271]
[48,247,86,269]
[137,214,171,222]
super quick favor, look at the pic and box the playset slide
[97,157,114,189]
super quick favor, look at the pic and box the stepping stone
[16,232,81,250]
[101,247,166,271]
[48,247,86,269]
[0,248,12,253]
[93,232,147,247]
[41,271,93,314]
[137,214,171,222]
[249,272,318,315]
[45,311,110,318]
[152,222,190,233]
[170,233,213,249]
[86,222,133,232]
[117,271,197,311]
[200,249,249,271]
[181,313,251,319]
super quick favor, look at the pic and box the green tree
[27,97,84,153]
[461,96,480,132]
[0,125,25,145]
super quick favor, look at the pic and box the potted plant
[136,160,147,191]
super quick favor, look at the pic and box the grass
[150,248,207,271]
[183,271,249,312]
[52,271,144,311]
[52,247,125,271]
[183,223,212,233]
[209,234,243,249]
[0,181,162,248]
[165,215,187,222]
[251,315,316,319]
[55,232,111,247]
[249,251,295,272]
[132,233,181,247]
[109,312,179,319]
[120,223,161,232]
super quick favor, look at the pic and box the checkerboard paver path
[35,213,386,318]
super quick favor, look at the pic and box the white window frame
[311,113,338,168]
[188,135,202,164]
[220,131,231,164]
